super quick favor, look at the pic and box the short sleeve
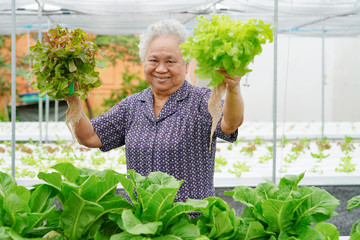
[91,98,129,152]
[198,88,239,143]
[214,116,238,142]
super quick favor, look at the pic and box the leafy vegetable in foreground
[110,170,209,239]
[225,172,340,240]
[0,171,57,239]
[0,164,345,239]
[347,195,360,239]
[37,163,133,239]
[196,197,242,239]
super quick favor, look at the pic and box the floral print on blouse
[91,80,238,202]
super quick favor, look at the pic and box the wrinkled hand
[64,94,81,107]
[217,67,242,93]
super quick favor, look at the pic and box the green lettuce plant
[215,156,227,166]
[228,161,251,177]
[224,172,340,239]
[335,156,356,173]
[195,197,242,239]
[110,170,208,239]
[311,152,330,163]
[259,153,272,163]
[0,171,57,239]
[37,163,133,239]
[0,163,347,240]
[283,153,299,163]
[180,14,273,87]
[338,136,355,154]
[347,195,360,239]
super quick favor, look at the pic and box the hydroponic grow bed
[1,121,359,141]
[1,121,359,187]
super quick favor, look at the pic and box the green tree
[102,69,149,110]
[94,35,149,110]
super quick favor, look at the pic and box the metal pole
[45,95,49,143]
[11,0,16,178]
[37,0,43,144]
[321,30,326,139]
[45,17,50,142]
[54,100,59,121]
[49,18,59,122]
[47,18,59,122]
[272,0,278,184]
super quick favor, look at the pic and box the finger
[222,78,237,86]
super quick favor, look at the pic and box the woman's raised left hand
[217,67,242,92]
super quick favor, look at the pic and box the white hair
[138,19,191,62]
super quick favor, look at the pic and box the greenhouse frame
[1,0,360,239]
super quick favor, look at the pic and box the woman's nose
[155,62,168,73]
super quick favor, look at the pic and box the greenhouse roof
[1,0,359,36]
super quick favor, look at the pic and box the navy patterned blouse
[91,80,238,202]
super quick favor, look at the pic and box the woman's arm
[66,95,103,148]
[219,69,244,134]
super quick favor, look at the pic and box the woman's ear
[185,62,189,74]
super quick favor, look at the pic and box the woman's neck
[153,95,169,119]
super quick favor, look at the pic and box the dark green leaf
[156,218,200,240]
[52,163,80,183]
[313,222,339,240]
[297,226,325,240]
[350,219,360,237]
[295,186,339,224]
[62,192,104,239]
[262,199,296,233]
[141,188,178,222]
[160,199,207,229]
[121,209,162,235]
[348,195,360,211]
[243,221,269,240]
[29,184,56,213]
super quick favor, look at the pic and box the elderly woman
[70,20,244,203]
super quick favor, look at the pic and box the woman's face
[144,35,188,97]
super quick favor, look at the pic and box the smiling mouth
[154,76,170,82]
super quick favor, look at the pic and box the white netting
[0,0,359,36]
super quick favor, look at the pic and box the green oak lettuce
[180,14,273,87]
